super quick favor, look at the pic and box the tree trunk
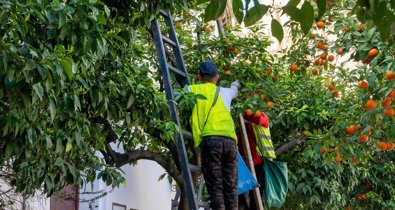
[178,187,189,210]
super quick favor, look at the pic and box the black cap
[199,60,218,76]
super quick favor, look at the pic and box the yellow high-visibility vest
[252,123,276,159]
[189,83,237,147]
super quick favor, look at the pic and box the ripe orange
[226,45,233,51]
[342,26,351,32]
[379,142,388,150]
[290,64,298,71]
[358,24,366,30]
[357,194,366,201]
[386,70,395,80]
[312,69,319,75]
[368,48,379,58]
[384,108,395,117]
[320,53,327,60]
[382,98,392,107]
[332,91,339,98]
[387,142,394,151]
[316,21,325,29]
[352,156,358,164]
[267,101,273,108]
[314,58,324,66]
[260,94,265,100]
[233,48,240,54]
[267,68,272,75]
[175,22,182,27]
[224,69,230,75]
[333,147,341,153]
[254,110,261,118]
[334,156,342,163]
[273,76,279,81]
[256,68,262,73]
[245,109,253,116]
[365,100,377,110]
[328,84,335,91]
[388,90,395,98]
[328,55,335,62]
[316,42,327,50]
[358,81,368,89]
[337,47,344,55]
[359,135,369,143]
[345,125,356,135]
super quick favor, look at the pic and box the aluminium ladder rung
[160,10,169,18]
[181,130,193,139]
[188,164,202,173]
[162,36,177,47]
[168,65,187,77]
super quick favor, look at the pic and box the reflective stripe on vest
[189,83,237,147]
[252,123,276,159]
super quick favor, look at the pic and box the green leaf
[316,0,326,20]
[271,19,284,43]
[76,132,84,149]
[233,0,244,24]
[285,0,301,8]
[299,1,314,35]
[197,0,210,4]
[283,5,302,22]
[60,58,73,80]
[204,0,227,22]
[49,98,56,121]
[33,83,44,100]
[66,142,72,152]
[46,137,53,149]
[244,4,268,27]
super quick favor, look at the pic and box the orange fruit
[273,76,279,81]
[388,90,395,98]
[290,64,298,71]
[316,42,327,50]
[358,81,368,89]
[320,53,327,60]
[233,48,239,54]
[328,84,335,91]
[387,142,394,151]
[386,70,395,80]
[314,58,324,66]
[328,55,335,62]
[254,110,261,118]
[312,69,319,75]
[384,107,395,117]
[358,24,366,30]
[379,142,388,150]
[316,21,325,29]
[365,100,377,110]
[337,47,344,55]
[359,135,369,143]
[357,194,366,201]
[267,101,273,108]
[260,94,265,100]
[333,147,341,153]
[345,125,356,135]
[175,22,182,27]
[332,91,339,98]
[256,68,262,73]
[245,109,253,116]
[254,93,259,98]
[267,68,272,75]
[382,98,392,107]
[224,69,230,75]
[342,26,351,32]
[334,156,342,163]
[368,48,379,58]
[352,156,358,164]
[224,38,230,43]
[226,45,233,51]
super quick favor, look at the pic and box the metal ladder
[150,10,209,210]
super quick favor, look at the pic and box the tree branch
[116,150,183,188]
[275,134,307,157]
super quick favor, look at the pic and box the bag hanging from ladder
[263,157,288,208]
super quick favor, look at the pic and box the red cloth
[237,112,269,165]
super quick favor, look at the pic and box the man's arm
[228,80,241,99]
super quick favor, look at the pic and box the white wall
[80,160,175,210]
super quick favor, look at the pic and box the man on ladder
[188,60,241,210]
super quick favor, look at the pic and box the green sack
[263,158,288,208]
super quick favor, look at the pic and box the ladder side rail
[238,114,264,210]
[162,10,190,87]
[151,18,198,210]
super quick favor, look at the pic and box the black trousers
[201,136,238,210]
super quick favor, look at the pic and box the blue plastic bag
[237,151,259,195]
